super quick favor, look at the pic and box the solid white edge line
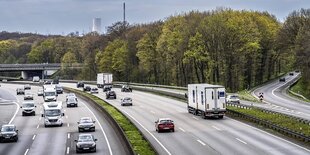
[66,147,70,154]
[81,102,113,155]
[32,135,36,140]
[36,124,39,129]
[9,101,20,124]
[197,140,206,146]
[178,127,185,132]
[67,133,70,139]
[228,118,310,152]
[236,138,247,144]
[212,125,221,131]
[122,110,172,155]
[24,149,29,155]
[39,117,41,121]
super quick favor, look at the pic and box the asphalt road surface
[252,72,310,120]
[0,83,129,155]
[62,82,310,155]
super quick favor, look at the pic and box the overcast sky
[0,0,309,35]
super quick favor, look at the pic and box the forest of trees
[0,8,309,93]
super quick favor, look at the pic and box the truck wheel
[218,116,224,119]
[201,113,206,119]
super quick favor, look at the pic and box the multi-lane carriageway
[0,82,309,155]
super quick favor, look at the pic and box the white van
[41,102,64,127]
[32,76,40,82]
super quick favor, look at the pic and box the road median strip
[65,87,157,155]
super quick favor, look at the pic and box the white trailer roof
[188,83,224,88]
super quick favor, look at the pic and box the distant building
[92,18,101,34]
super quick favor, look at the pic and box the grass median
[227,105,310,137]
[67,88,156,155]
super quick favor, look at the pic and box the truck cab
[41,102,64,127]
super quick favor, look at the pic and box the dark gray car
[75,134,97,153]
[78,117,95,132]
[0,124,18,142]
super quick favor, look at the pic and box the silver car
[20,101,36,116]
[121,97,133,106]
[78,117,95,132]
[66,96,78,107]
[226,94,240,104]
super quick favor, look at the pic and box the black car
[83,86,91,91]
[75,134,97,153]
[0,124,18,142]
[44,80,53,85]
[289,72,294,76]
[121,85,132,92]
[16,88,25,95]
[106,91,116,99]
[78,117,95,132]
[77,81,84,88]
[56,85,63,94]
[279,77,286,82]
[103,85,112,92]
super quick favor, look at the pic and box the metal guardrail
[226,107,310,143]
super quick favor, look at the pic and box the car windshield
[45,109,61,116]
[45,92,56,96]
[123,98,131,101]
[91,88,98,91]
[230,95,238,99]
[23,103,34,107]
[25,93,32,95]
[67,97,76,102]
[81,119,92,123]
[1,126,15,132]
[78,135,93,142]
[159,120,173,124]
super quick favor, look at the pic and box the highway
[0,83,129,155]
[62,82,310,155]
[252,72,310,120]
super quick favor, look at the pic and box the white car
[121,97,132,106]
[226,94,240,104]
[24,93,34,100]
[90,88,99,94]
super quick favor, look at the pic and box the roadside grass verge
[67,88,156,155]
[227,105,310,137]
[289,80,310,102]
[237,90,259,102]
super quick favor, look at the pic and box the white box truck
[97,73,113,88]
[187,84,226,119]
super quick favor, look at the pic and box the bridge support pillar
[21,71,28,80]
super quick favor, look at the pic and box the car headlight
[76,144,81,148]
[45,119,49,122]
[91,143,96,147]
[12,133,17,136]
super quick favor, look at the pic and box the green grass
[237,90,259,102]
[290,80,310,102]
[228,105,310,136]
[67,88,156,155]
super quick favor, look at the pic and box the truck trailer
[187,84,226,119]
[97,73,113,88]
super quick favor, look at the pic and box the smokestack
[123,2,126,24]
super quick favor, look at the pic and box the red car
[155,118,175,133]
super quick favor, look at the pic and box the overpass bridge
[0,63,82,79]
